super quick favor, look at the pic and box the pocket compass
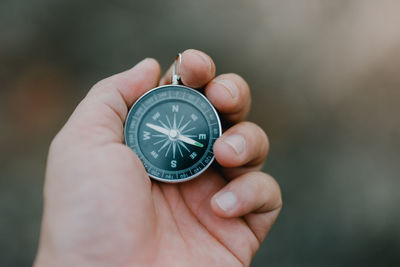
[124,54,222,182]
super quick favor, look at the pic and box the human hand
[34,49,282,267]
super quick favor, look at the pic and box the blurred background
[1,0,400,266]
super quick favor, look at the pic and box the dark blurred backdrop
[1,0,400,266]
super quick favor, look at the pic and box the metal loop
[172,53,182,85]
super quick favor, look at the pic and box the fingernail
[215,191,237,212]
[214,79,239,99]
[222,134,246,154]
[192,50,212,74]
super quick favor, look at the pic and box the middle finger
[205,73,251,124]
[213,121,269,171]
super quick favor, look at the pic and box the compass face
[124,85,222,182]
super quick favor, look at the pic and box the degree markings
[127,86,221,181]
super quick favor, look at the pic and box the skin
[34,49,282,267]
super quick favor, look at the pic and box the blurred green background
[1,0,400,266]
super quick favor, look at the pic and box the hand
[34,49,282,267]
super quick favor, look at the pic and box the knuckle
[92,78,112,90]
[234,73,250,90]
[206,73,251,122]
[219,73,250,98]
[228,121,270,164]
[264,173,283,208]
[256,126,269,156]
[251,172,282,208]
[245,122,269,156]
[88,81,113,100]
[228,73,250,99]
[240,172,272,197]
[239,122,267,141]
[253,172,272,187]
[90,79,118,98]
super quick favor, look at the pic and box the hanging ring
[172,53,182,85]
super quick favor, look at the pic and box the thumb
[61,58,161,145]
[37,60,162,264]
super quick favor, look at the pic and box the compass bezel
[124,84,222,183]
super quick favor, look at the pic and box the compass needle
[178,135,204,148]
[146,123,169,136]
[153,134,166,138]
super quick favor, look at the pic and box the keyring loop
[172,53,182,85]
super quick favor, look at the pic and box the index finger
[160,49,216,88]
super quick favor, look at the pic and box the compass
[124,54,222,182]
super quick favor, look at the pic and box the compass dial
[124,85,222,182]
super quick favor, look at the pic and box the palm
[86,144,257,266]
